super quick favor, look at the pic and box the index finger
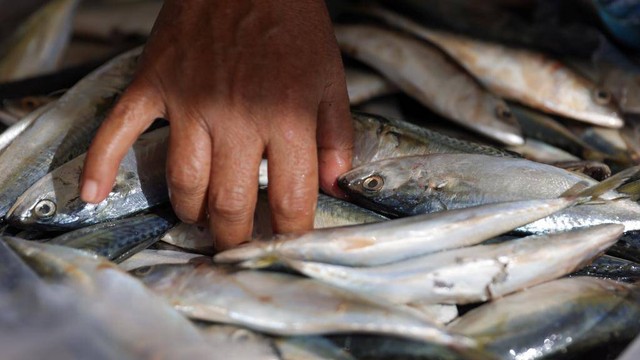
[80,81,165,203]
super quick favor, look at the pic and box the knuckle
[172,203,201,224]
[271,189,315,223]
[166,169,207,197]
[209,188,253,224]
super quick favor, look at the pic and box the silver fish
[352,112,518,168]
[3,236,225,359]
[161,192,386,255]
[335,24,524,146]
[345,67,396,105]
[118,249,210,272]
[362,6,624,128]
[338,154,640,232]
[448,277,640,359]
[131,263,476,348]
[0,47,141,220]
[284,224,622,304]
[507,138,581,164]
[0,100,55,154]
[7,126,168,230]
[214,197,577,267]
[0,0,79,81]
[47,212,176,262]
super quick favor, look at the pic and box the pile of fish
[1,0,640,359]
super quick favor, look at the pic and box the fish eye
[362,175,384,192]
[33,199,56,219]
[593,88,612,105]
[132,266,153,276]
[495,104,514,121]
[231,329,255,342]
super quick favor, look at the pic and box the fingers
[317,72,354,198]
[267,112,319,235]
[208,124,264,250]
[166,118,211,224]
[81,81,165,203]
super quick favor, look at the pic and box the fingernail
[81,179,99,203]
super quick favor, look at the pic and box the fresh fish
[0,47,141,220]
[509,103,605,159]
[214,197,577,267]
[3,236,225,359]
[73,0,162,40]
[352,112,518,168]
[607,230,640,263]
[130,263,476,349]
[0,238,142,359]
[345,67,396,105]
[571,254,640,283]
[0,0,79,82]
[507,138,581,163]
[284,224,622,304]
[0,100,54,154]
[335,25,524,146]
[338,154,640,232]
[363,6,623,128]
[448,277,640,359]
[409,303,459,325]
[119,249,210,272]
[7,126,169,230]
[47,212,176,263]
[161,192,387,255]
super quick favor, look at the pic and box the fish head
[338,156,451,216]
[130,263,197,290]
[6,162,106,230]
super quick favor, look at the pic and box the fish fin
[571,165,640,203]
[560,181,590,197]
[617,179,640,201]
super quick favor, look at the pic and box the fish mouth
[337,175,355,195]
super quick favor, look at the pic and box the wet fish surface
[215,197,577,267]
[7,126,169,230]
[448,277,640,359]
[131,262,477,349]
[339,154,640,233]
[0,47,141,221]
[335,24,524,146]
[363,6,623,128]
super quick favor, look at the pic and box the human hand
[80,0,353,250]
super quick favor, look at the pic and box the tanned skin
[80,0,353,250]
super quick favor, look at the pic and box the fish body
[448,277,640,359]
[214,197,576,267]
[571,254,640,283]
[345,67,396,105]
[364,6,623,128]
[284,224,622,304]
[507,138,581,163]
[3,237,224,359]
[0,0,79,81]
[131,263,475,348]
[7,126,169,230]
[352,112,517,167]
[48,212,176,262]
[0,100,54,154]
[119,249,210,272]
[336,25,523,146]
[339,154,640,232]
[0,48,141,220]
